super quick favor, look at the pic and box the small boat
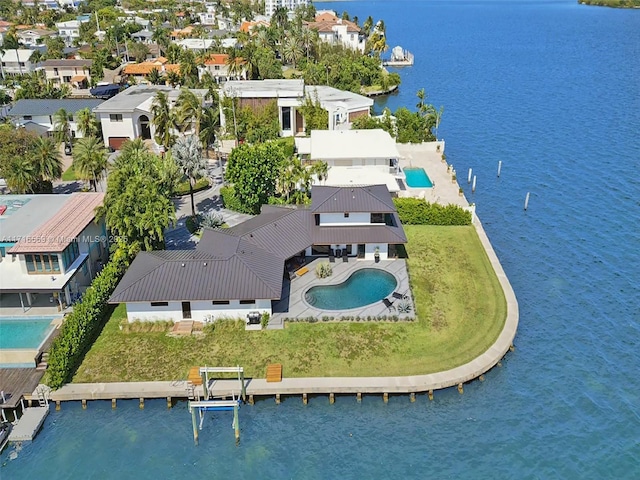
[0,422,11,452]
[383,46,415,67]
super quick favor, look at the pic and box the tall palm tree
[151,91,175,150]
[31,136,62,182]
[4,157,37,193]
[179,49,199,87]
[310,161,329,185]
[52,108,71,145]
[174,88,203,135]
[73,137,108,191]
[171,135,207,218]
[76,108,99,138]
[282,35,303,68]
[199,107,219,157]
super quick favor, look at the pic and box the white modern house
[109,185,406,323]
[199,53,247,83]
[40,59,93,89]
[93,84,208,150]
[55,20,83,46]
[7,98,104,138]
[264,0,308,16]
[17,28,56,47]
[0,193,108,313]
[296,129,402,193]
[219,79,373,137]
[0,49,36,78]
[306,12,365,53]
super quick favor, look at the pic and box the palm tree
[76,108,99,138]
[171,135,207,218]
[151,91,176,150]
[282,35,303,68]
[225,49,243,79]
[199,107,219,158]
[52,108,71,145]
[310,161,329,185]
[4,157,37,193]
[174,88,203,135]
[73,137,108,191]
[148,67,163,85]
[31,136,62,182]
[363,16,374,37]
[179,49,199,87]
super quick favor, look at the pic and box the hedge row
[46,248,131,389]
[393,198,472,225]
[174,177,210,197]
[220,185,252,214]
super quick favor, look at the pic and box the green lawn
[72,225,507,382]
[61,165,78,181]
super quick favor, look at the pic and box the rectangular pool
[404,168,433,188]
[0,317,56,349]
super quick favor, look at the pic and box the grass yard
[61,165,78,181]
[72,225,507,382]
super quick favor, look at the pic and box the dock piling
[82,399,87,409]
[275,393,280,405]
[55,400,61,411]
[191,404,199,445]
[472,175,477,193]
[356,393,362,403]
[410,392,416,403]
[479,375,485,382]
[302,393,308,405]
[112,398,116,409]
[458,383,464,394]
[329,393,335,404]
[248,395,254,405]
[139,397,144,409]
[383,393,389,403]
[167,397,172,409]
[233,403,240,443]
[468,168,472,184]
[428,390,434,401]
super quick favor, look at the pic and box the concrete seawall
[37,214,518,403]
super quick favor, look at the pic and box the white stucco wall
[125,299,272,322]
[99,112,137,145]
[364,243,389,260]
[319,212,371,226]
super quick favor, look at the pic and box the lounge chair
[329,249,335,263]
[392,292,407,300]
[342,249,348,262]
[382,298,395,311]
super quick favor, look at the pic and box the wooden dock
[8,406,48,441]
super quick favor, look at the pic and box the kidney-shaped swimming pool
[304,268,397,310]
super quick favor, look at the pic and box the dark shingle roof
[8,99,104,117]
[40,59,92,68]
[310,185,397,213]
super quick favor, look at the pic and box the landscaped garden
[71,225,507,382]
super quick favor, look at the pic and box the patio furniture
[392,292,408,300]
[336,248,341,258]
[329,249,335,263]
[383,298,395,311]
[342,249,348,262]
[295,266,309,277]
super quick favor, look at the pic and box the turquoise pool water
[404,168,433,188]
[0,317,55,349]
[305,268,397,310]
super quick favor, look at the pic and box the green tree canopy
[226,141,286,214]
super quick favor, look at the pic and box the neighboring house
[174,38,217,53]
[170,26,193,41]
[130,29,154,44]
[264,0,308,17]
[0,193,108,313]
[199,53,247,83]
[109,184,406,323]
[55,20,83,46]
[17,28,56,47]
[0,49,36,78]
[306,12,365,53]
[20,0,81,9]
[7,98,104,138]
[238,20,270,34]
[40,59,92,89]
[198,4,218,26]
[296,129,402,193]
[93,84,208,150]
[120,60,180,84]
[219,79,373,137]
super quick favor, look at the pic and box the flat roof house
[93,84,208,150]
[0,193,108,314]
[109,185,406,323]
[0,49,36,78]
[219,79,373,137]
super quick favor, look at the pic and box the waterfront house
[0,49,36,78]
[199,53,247,83]
[306,12,366,53]
[7,98,104,138]
[109,184,406,323]
[40,59,93,89]
[295,129,402,193]
[219,79,373,137]
[0,193,108,313]
[93,84,208,150]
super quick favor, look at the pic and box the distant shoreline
[578,0,640,8]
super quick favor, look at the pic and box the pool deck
[270,257,414,326]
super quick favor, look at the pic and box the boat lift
[188,366,246,445]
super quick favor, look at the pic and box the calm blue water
[404,167,434,188]
[304,268,397,310]
[3,0,640,477]
[0,317,54,349]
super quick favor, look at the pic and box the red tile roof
[9,193,105,254]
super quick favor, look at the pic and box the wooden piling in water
[55,400,61,411]
[167,397,172,409]
[275,394,280,405]
[428,390,434,401]
[458,383,464,394]
[82,399,87,409]
[329,393,335,404]
[356,393,362,403]
[479,375,485,382]
[410,393,416,403]
[139,398,144,409]
[112,398,116,409]
[191,405,198,445]
[248,395,254,405]
[302,393,308,405]
[383,393,389,403]
[233,403,240,443]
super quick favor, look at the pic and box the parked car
[64,143,72,155]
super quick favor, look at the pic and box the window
[214,65,220,70]
[54,68,59,75]
[344,212,350,218]
[281,106,291,131]
[151,301,169,307]
[212,300,230,305]
[371,213,384,224]
[19,62,25,67]
[110,114,123,122]
[62,241,80,269]
[82,262,88,276]
[23,115,32,120]
[25,254,61,274]
[239,300,255,305]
